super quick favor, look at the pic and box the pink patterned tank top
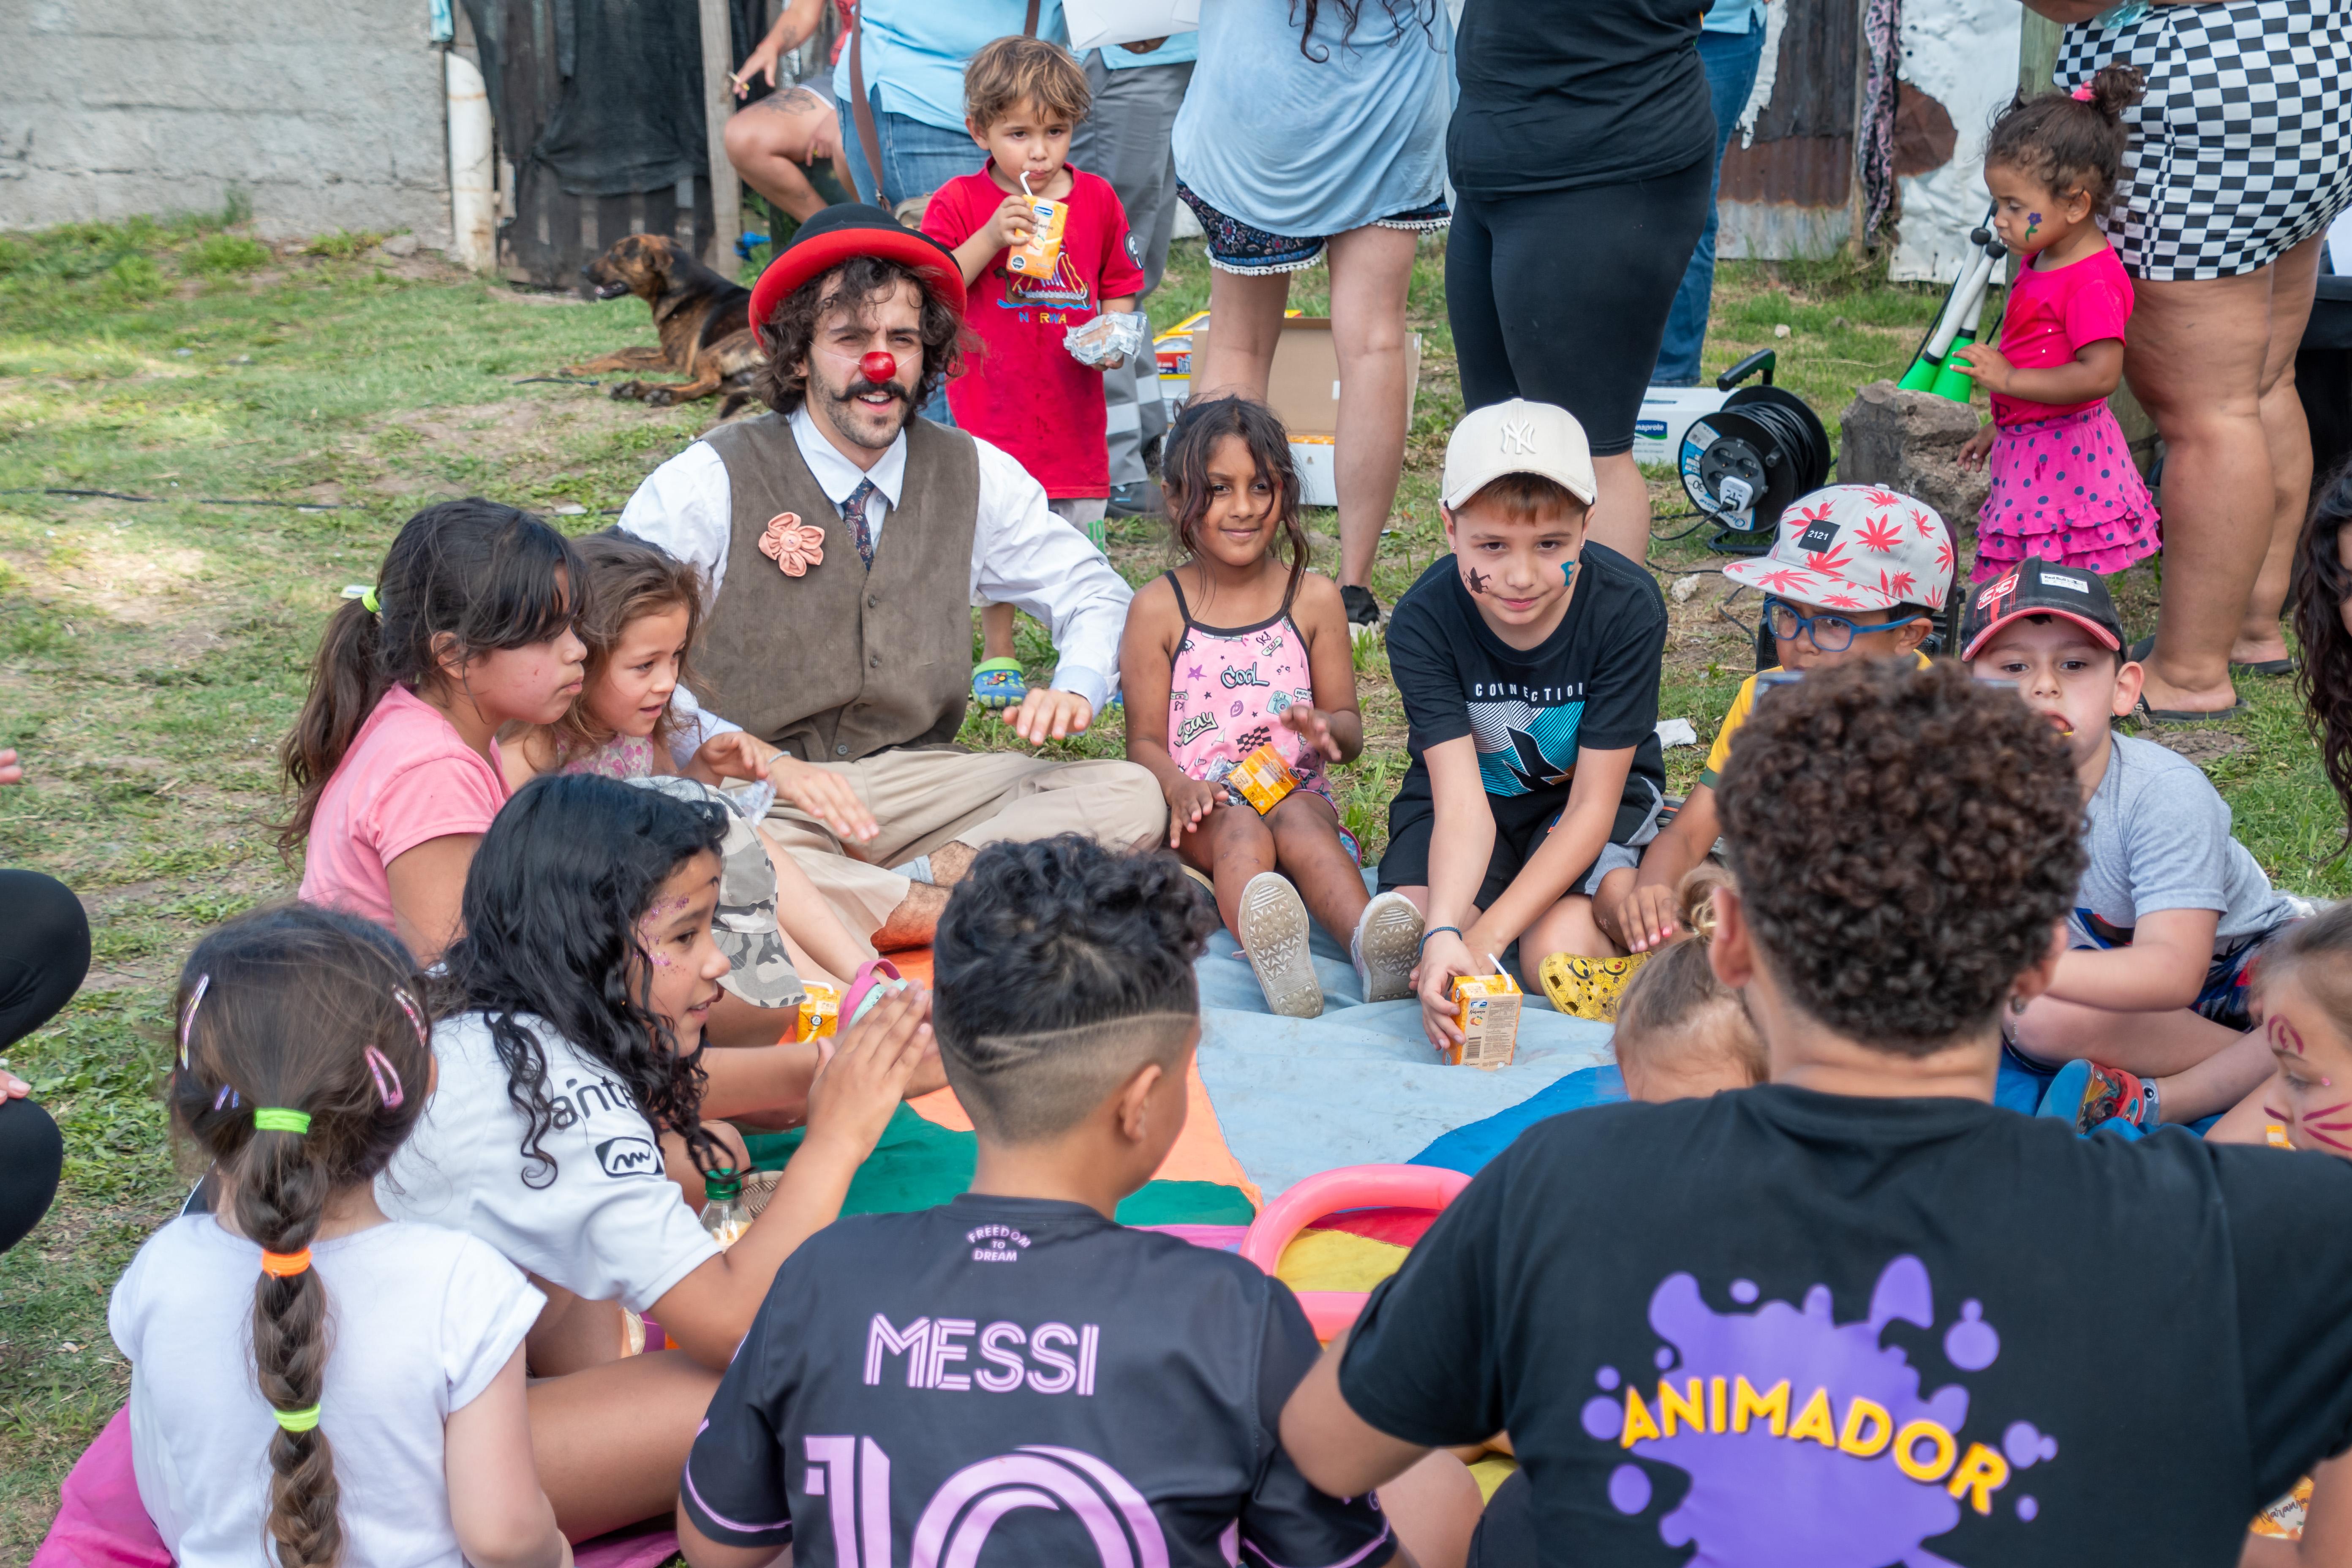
[1164,570,1332,804]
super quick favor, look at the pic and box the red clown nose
[859,351,898,385]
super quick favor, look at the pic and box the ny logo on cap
[1500,418,1535,455]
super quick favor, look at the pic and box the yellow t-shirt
[1699,651,1933,789]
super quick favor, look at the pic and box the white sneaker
[1237,871,1324,1019]
[1352,891,1424,1003]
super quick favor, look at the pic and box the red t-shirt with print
[923,163,1148,499]
[1990,244,2134,427]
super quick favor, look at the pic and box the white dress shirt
[620,407,1127,713]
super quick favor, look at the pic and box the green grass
[0,210,2340,1553]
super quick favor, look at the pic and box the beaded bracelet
[1419,925,1463,953]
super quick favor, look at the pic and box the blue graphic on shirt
[1468,695,1586,797]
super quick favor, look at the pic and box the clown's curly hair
[1715,659,2084,1056]
[755,253,967,417]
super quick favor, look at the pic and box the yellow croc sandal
[1538,952,1649,1023]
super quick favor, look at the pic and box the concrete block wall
[1,0,452,245]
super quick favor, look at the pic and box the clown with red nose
[615,205,1164,952]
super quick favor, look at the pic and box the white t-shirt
[378,1010,721,1313]
[108,1215,542,1568]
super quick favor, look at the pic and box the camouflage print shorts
[621,775,805,1010]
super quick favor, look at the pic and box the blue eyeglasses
[1763,596,1926,654]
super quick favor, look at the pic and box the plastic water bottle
[701,1167,750,1250]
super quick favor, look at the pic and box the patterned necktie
[841,478,879,569]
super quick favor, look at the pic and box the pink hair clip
[391,987,429,1050]
[363,1046,406,1111]
[2070,82,2096,101]
[177,974,210,1069]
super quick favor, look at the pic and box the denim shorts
[1175,182,1450,275]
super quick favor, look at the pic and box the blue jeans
[832,92,981,212]
[1651,17,1769,385]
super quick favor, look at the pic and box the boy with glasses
[1603,486,1952,956]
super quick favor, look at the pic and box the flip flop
[2126,634,2297,678]
[971,658,1028,710]
[2131,693,2249,727]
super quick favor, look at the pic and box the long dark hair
[1164,395,1311,610]
[2294,459,2352,859]
[278,499,582,853]
[169,905,436,1568]
[435,774,730,1187]
[1290,0,1437,60]
[1984,64,2144,215]
[757,254,968,418]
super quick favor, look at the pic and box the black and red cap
[747,204,965,346]
[1959,556,2127,661]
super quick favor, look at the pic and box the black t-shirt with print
[1450,0,1714,198]
[1384,543,1668,844]
[1338,1086,2352,1567]
[683,1193,1395,1567]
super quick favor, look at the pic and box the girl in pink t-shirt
[1955,68,2160,584]
[282,499,586,962]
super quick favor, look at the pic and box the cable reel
[1676,350,1833,555]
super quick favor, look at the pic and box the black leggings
[1447,158,1715,456]
[0,869,89,1252]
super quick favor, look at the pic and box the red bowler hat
[747,204,966,346]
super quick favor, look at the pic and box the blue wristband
[1419,925,1463,953]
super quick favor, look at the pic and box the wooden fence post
[699,0,743,270]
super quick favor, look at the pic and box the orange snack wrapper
[1446,972,1521,1070]
[793,980,841,1042]
[1230,742,1299,815]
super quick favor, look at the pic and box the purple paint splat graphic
[1592,1257,2047,1568]
[2003,1422,2058,1468]
[1731,1279,1760,1304]
[2017,1495,2038,1522]
[1610,1464,1654,1514]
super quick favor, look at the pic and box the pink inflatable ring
[1239,1163,1472,1341]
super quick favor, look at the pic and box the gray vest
[694,414,982,763]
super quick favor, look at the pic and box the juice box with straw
[1447,968,1522,1069]
[1006,172,1066,278]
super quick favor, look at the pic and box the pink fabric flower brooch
[757,512,825,576]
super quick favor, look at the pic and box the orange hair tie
[259,1248,312,1278]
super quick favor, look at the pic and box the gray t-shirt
[2073,734,2295,954]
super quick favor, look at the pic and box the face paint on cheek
[2306,1127,2352,1153]
[1464,567,1492,596]
[2025,212,2042,242]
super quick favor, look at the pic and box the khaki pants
[765,749,1168,942]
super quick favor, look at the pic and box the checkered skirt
[2057,0,2352,281]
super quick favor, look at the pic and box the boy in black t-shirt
[680,837,1466,1568]
[1281,661,2352,1568]
[1382,400,1669,1054]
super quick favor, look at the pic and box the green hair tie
[253,1108,310,1135]
[273,1404,322,1433]
[340,583,380,615]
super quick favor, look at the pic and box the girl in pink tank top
[1119,397,1425,1019]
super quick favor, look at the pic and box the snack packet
[1065,310,1147,367]
[1228,742,1299,815]
[793,980,841,1041]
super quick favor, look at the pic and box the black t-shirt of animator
[1449,0,1715,198]
[1384,543,1668,841]
[1338,1086,2352,1567]
[683,1193,1394,1568]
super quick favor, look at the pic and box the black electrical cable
[1734,395,1832,498]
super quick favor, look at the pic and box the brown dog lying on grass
[567,234,766,417]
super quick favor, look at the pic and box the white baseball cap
[1443,399,1598,510]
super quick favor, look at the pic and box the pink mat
[33,1409,678,1568]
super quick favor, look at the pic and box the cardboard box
[1446,971,1521,1070]
[1630,384,1730,466]
[1156,314,1422,508]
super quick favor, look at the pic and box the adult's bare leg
[1326,225,1419,591]
[2241,235,2327,665]
[1193,265,1293,405]
[2125,264,2276,713]
[529,1350,724,1540]
[1585,452,1654,565]
[721,99,831,222]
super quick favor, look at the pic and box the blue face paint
[1563,559,1579,588]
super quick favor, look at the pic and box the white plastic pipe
[1925,250,1994,360]
[446,52,496,273]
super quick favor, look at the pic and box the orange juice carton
[793,980,841,1042]
[1006,183,1067,278]
[1447,972,1522,1069]
[1228,742,1299,815]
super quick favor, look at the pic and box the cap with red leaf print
[1720,484,1953,612]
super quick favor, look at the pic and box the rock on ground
[1837,380,1989,528]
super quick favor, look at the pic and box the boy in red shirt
[923,35,1147,710]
